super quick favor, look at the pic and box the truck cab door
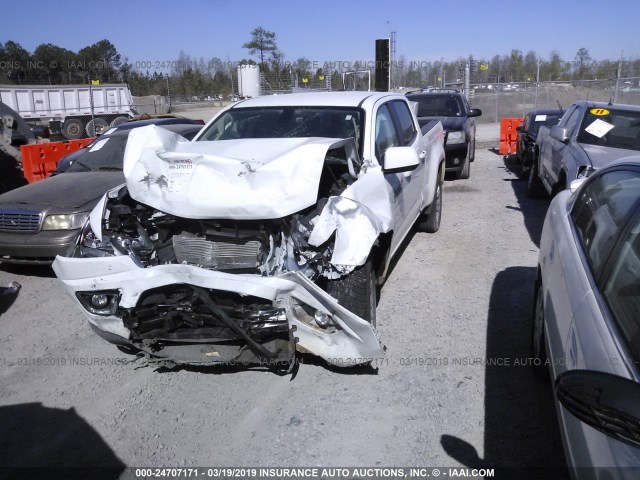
[373,102,424,251]
[546,106,581,188]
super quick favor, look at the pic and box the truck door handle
[419,151,427,159]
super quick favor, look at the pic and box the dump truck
[0,84,134,140]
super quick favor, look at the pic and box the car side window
[602,212,640,362]
[390,100,417,146]
[572,170,640,275]
[563,107,582,136]
[375,103,399,163]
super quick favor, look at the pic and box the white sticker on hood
[585,119,614,138]
[168,158,194,192]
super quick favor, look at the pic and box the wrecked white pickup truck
[52,92,445,369]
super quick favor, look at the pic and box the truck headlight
[446,131,466,145]
[42,213,89,230]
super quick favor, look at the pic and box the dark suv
[406,90,481,179]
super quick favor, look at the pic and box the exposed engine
[77,151,359,280]
[68,149,371,367]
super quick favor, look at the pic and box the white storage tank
[237,65,260,98]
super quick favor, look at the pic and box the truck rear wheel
[326,259,377,327]
[110,116,129,127]
[86,118,110,137]
[62,118,84,140]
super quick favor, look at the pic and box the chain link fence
[469,78,640,123]
[260,72,332,95]
[129,75,640,124]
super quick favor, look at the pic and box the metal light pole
[535,58,540,108]
[614,50,623,103]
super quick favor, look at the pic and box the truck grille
[0,209,42,232]
[172,232,260,270]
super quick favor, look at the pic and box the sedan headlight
[42,213,90,231]
[446,131,466,145]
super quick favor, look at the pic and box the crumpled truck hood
[123,125,359,219]
[580,143,640,169]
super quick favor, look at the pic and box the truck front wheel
[326,260,377,327]
[416,171,443,233]
[456,147,471,179]
[62,118,84,140]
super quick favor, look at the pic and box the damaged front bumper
[52,255,384,367]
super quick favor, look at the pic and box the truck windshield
[577,109,640,151]
[412,95,462,117]
[197,106,365,154]
[530,113,563,136]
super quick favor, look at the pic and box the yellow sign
[590,108,610,116]
[318,75,325,81]
[90,80,100,85]
[479,63,489,71]
[302,78,309,83]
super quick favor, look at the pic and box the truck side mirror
[382,146,420,173]
[550,125,569,144]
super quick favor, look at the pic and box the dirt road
[0,135,568,478]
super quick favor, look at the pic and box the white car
[53,92,445,369]
[534,157,640,477]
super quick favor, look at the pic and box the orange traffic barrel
[499,117,524,155]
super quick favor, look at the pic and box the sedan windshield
[577,108,640,151]
[197,107,364,154]
[66,135,127,172]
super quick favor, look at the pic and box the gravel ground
[0,125,569,479]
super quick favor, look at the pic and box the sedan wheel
[532,278,549,380]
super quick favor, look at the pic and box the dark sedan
[0,123,202,265]
[406,91,482,179]
[514,108,563,178]
[54,117,205,174]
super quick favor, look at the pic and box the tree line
[1,32,639,98]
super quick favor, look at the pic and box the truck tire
[456,151,471,179]
[527,160,546,198]
[62,118,85,140]
[110,116,129,127]
[86,118,110,137]
[416,172,443,233]
[326,259,377,327]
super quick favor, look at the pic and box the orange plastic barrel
[499,117,524,155]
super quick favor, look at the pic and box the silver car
[534,157,640,478]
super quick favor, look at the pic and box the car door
[372,100,415,254]
[388,99,425,222]
[461,95,475,153]
[545,106,581,188]
[561,169,640,469]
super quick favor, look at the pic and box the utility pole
[614,50,623,103]
[535,57,540,108]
